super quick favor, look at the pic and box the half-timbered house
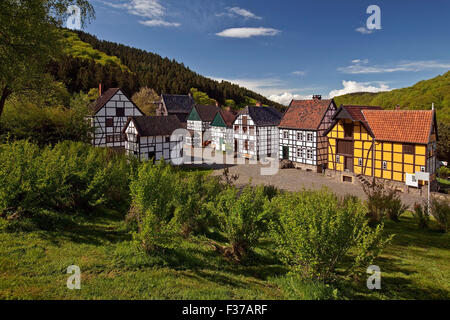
[233,105,282,160]
[156,93,195,123]
[325,105,438,190]
[123,115,184,163]
[210,109,238,152]
[186,105,220,147]
[279,96,336,172]
[90,88,144,148]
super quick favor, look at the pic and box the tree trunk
[0,85,12,121]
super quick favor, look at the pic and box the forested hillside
[48,30,284,110]
[334,71,450,123]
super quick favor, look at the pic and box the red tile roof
[91,88,121,114]
[220,109,238,127]
[279,99,333,130]
[340,105,383,121]
[362,110,434,144]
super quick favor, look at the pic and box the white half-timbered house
[186,105,220,147]
[211,109,237,152]
[91,88,144,148]
[156,93,195,124]
[278,95,336,172]
[232,105,282,160]
[123,115,184,163]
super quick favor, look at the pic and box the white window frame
[297,132,303,141]
[306,149,313,159]
[382,161,388,170]
[358,158,363,166]
[283,131,289,139]
[307,133,313,142]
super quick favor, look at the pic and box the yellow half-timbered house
[324,105,438,189]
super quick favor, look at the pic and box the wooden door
[345,156,353,172]
[282,146,289,160]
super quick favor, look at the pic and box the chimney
[223,106,231,111]
[313,95,322,100]
[255,101,262,107]
[215,100,219,107]
[432,103,435,111]
[99,83,102,97]
[395,105,400,110]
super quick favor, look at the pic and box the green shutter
[188,107,201,121]
[210,112,226,127]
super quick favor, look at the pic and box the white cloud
[328,81,391,97]
[355,27,374,34]
[216,27,280,38]
[292,70,307,76]
[101,0,180,27]
[216,7,262,20]
[268,92,311,105]
[338,60,450,74]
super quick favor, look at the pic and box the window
[106,118,114,127]
[420,166,426,172]
[306,149,313,159]
[336,155,340,163]
[403,144,415,154]
[337,140,353,155]
[115,134,124,142]
[283,131,289,139]
[358,158,363,166]
[234,125,239,132]
[307,133,313,142]
[382,161,388,170]
[165,136,170,143]
[297,148,302,158]
[244,140,249,150]
[116,108,125,117]
[242,116,248,126]
[343,124,353,138]
[249,141,254,150]
[249,126,255,135]
[243,126,248,134]
[297,132,303,140]
[106,135,114,143]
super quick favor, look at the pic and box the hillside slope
[50,30,283,110]
[334,71,450,123]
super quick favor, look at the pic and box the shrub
[274,275,339,300]
[129,161,180,252]
[413,203,429,230]
[362,180,407,223]
[209,184,273,262]
[437,166,450,179]
[174,172,222,237]
[270,190,392,282]
[430,197,450,232]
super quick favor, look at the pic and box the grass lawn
[0,209,449,300]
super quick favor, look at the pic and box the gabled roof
[162,94,195,114]
[279,99,334,130]
[324,105,382,136]
[237,106,282,126]
[124,115,183,137]
[192,105,220,122]
[91,88,144,115]
[362,109,436,144]
[211,109,238,128]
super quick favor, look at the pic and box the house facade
[278,96,336,172]
[325,105,438,190]
[123,115,184,163]
[91,88,144,148]
[233,106,282,160]
[210,109,238,152]
[186,105,220,147]
[156,93,195,123]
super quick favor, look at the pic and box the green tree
[0,0,94,120]
[131,87,160,116]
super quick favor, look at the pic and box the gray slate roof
[238,106,282,126]
[125,115,183,137]
[162,94,195,114]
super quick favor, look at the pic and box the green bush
[209,184,273,262]
[129,161,181,252]
[362,180,408,223]
[413,203,430,230]
[270,190,392,282]
[273,275,339,300]
[0,140,132,220]
[437,166,450,179]
[430,197,450,232]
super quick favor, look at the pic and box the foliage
[438,165,450,179]
[190,88,216,105]
[430,197,450,232]
[270,190,392,282]
[129,161,181,252]
[131,87,160,116]
[273,275,339,300]
[0,140,131,220]
[436,121,450,162]
[0,91,93,145]
[0,0,94,120]
[413,203,430,230]
[174,172,223,237]
[362,180,408,224]
[209,185,273,262]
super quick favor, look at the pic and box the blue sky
[81,0,450,105]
